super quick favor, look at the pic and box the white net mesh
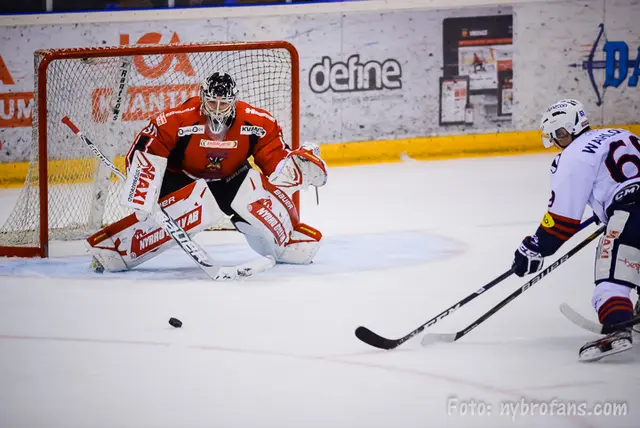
[0,42,295,252]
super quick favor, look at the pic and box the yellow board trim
[2,125,639,188]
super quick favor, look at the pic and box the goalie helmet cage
[0,41,300,258]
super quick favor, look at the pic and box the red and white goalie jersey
[125,97,289,181]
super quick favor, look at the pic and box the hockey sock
[598,296,634,326]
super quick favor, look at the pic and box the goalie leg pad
[231,169,325,263]
[87,179,226,272]
[595,207,640,289]
[231,169,295,260]
[278,223,323,265]
[84,235,128,272]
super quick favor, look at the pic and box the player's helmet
[540,99,590,148]
[200,72,239,134]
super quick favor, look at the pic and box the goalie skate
[578,329,633,362]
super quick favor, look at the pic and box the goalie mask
[540,99,590,149]
[201,72,239,134]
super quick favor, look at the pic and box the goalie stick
[61,116,275,280]
[421,222,604,345]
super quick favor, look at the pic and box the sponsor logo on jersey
[541,212,555,228]
[309,54,402,94]
[130,206,202,259]
[240,125,267,137]
[166,106,198,118]
[178,125,205,136]
[156,112,167,126]
[199,139,237,149]
[244,108,275,122]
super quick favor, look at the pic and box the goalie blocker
[87,164,323,272]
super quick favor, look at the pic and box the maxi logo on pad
[308,54,402,94]
[568,24,639,106]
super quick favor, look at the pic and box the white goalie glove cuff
[269,144,327,191]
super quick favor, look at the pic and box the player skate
[579,329,633,362]
[86,71,327,274]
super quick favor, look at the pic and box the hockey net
[0,41,299,257]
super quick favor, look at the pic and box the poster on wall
[439,76,469,125]
[440,14,513,128]
[497,61,513,116]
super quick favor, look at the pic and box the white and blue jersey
[533,128,640,256]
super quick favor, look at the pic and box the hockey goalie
[87,72,327,273]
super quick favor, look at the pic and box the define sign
[309,54,402,93]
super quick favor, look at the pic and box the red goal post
[0,41,300,258]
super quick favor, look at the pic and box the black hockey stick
[355,216,599,350]
[354,268,516,350]
[422,223,605,345]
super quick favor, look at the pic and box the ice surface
[0,154,637,428]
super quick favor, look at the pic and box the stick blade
[214,256,276,280]
[559,303,602,334]
[420,332,456,346]
[354,326,399,350]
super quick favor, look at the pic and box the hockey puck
[168,317,182,328]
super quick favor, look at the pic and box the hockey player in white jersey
[512,99,640,362]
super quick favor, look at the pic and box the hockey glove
[512,236,544,277]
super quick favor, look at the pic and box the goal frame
[0,40,300,258]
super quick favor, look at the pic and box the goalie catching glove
[269,144,327,192]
